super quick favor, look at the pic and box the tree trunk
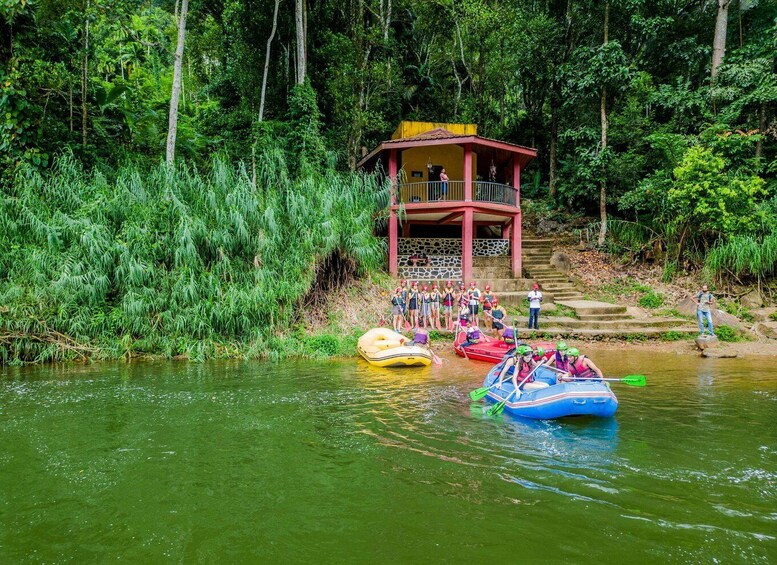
[549,94,559,199]
[598,2,609,246]
[259,0,281,121]
[711,0,732,78]
[295,0,306,84]
[166,0,189,163]
[81,0,89,148]
[384,0,392,42]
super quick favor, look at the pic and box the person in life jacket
[442,280,455,329]
[457,284,470,330]
[488,297,507,336]
[430,283,441,330]
[552,341,570,372]
[413,319,430,348]
[532,346,546,363]
[562,348,604,381]
[468,281,482,326]
[407,281,419,328]
[391,287,405,332]
[462,320,481,347]
[496,345,541,389]
[420,283,432,329]
[482,284,494,318]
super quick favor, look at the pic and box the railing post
[512,157,521,207]
[511,211,522,277]
[389,149,398,276]
[463,208,474,282]
[464,144,473,202]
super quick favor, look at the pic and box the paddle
[565,375,647,387]
[542,365,647,387]
[486,359,548,416]
[469,360,508,400]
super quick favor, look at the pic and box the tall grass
[0,151,389,363]
[705,231,777,282]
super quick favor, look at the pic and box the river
[1,348,776,563]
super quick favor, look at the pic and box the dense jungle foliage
[1,0,776,361]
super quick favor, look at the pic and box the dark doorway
[429,165,443,182]
[409,224,462,238]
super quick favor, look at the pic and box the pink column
[462,208,474,282]
[463,144,473,202]
[512,157,521,206]
[502,221,510,239]
[388,150,398,276]
[511,211,522,278]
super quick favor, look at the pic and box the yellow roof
[391,121,477,140]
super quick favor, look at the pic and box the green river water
[1,348,776,563]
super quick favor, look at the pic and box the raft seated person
[502,325,516,345]
[551,341,569,372]
[413,320,430,349]
[496,345,543,390]
[561,348,604,381]
[461,320,481,348]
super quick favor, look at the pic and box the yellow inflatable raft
[357,328,433,368]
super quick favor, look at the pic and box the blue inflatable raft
[483,364,618,420]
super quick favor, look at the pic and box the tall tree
[598,1,610,245]
[295,0,306,84]
[259,0,282,121]
[81,0,90,147]
[711,0,733,78]
[166,0,189,163]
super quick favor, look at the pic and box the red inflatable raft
[453,331,554,364]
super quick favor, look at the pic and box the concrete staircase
[506,300,697,338]
[522,237,583,302]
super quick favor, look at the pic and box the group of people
[495,341,604,391]
[391,280,546,337]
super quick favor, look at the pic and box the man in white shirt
[527,283,542,330]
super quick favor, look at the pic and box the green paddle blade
[469,387,491,401]
[622,374,647,386]
[487,400,506,416]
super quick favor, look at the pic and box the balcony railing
[398,181,464,203]
[396,181,517,206]
[475,181,518,206]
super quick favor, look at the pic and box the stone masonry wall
[397,238,509,257]
[398,267,463,281]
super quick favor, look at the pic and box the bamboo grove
[0,147,389,363]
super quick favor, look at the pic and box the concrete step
[522,239,554,247]
[556,300,627,316]
[533,277,570,284]
[577,313,632,321]
[472,268,514,278]
[482,279,531,292]
[473,257,511,266]
[509,326,699,338]
[519,317,688,330]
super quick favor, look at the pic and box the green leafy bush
[638,291,664,309]
[660,331,686,341]
[715,325,746,342]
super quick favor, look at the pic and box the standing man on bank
[527,283,543,330]
[695,284,716,337]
